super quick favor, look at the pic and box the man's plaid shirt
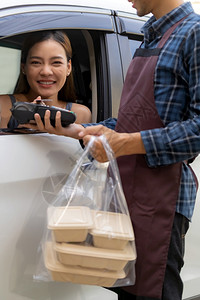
[85,2,200,221]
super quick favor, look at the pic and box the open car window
[0,29,96,132]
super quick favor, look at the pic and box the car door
[0,4,120,300]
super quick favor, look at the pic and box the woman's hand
[21,110,83,139]
[32,96,52,106]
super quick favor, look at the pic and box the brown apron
[115,19,186,299]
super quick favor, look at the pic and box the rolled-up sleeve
[141,116,200,167]
[82,118,117,130]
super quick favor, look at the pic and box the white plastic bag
[34,135,136,288]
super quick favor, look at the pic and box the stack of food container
[45,206,136,287]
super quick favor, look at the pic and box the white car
[0,1,199,300]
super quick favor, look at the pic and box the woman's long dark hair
[14,30,76,102]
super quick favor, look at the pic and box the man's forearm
[113,132,146,158]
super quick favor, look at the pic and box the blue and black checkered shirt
[85,2,200,221]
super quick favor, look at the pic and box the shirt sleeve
[82,117,117,130]
[141,22,200,167]
[141,116,200,166]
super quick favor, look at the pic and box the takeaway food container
[54,240,136,271]
[90,211,135,250]
[45,242,126,287]
[47,206,93,242]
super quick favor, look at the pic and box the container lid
[45,242,125,279]
[54,240,136,261]
[90,211,135,240]
[47,206,93,229]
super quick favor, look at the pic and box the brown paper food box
[54,240,136,271]
[47,206,93,243]
[45,242,126,287]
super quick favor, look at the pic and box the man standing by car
[27,0,200,299]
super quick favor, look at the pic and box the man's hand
[79,125,119,162]
[79,125,146,162]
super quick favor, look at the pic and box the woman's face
[23,39,71,100]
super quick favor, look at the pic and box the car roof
[0,0,145,17]
[0,0,149,39]
[0,0,132,11]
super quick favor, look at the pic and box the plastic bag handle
[80,135,127,212]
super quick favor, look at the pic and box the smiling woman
[0,30,91,128]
